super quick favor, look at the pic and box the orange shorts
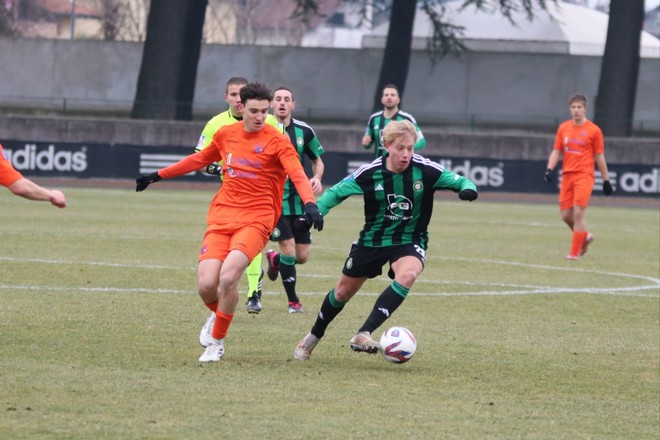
[559,172,594,210]
[199,223,271,263]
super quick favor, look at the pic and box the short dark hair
[225,76,248,93]
[568,93,588,107]
[274,86,295,102]
[240,82,272,103]
[382,84,400,94]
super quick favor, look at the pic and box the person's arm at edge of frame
[7,177,66,208]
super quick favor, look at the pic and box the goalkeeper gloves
[602,180,613,196]
[544,168,553,183]
[458,189,478,201]
[135,172,161,192]
[303,202,324,231]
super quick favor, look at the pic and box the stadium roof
[362,1,660,59]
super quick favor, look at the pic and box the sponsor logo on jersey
[386,194,413,220]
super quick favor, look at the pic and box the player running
[265,86,325,314]
[544,93,612,260]
[195,76,283,315]
[136,82,323,362]
[293,120,478,361]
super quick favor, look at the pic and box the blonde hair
[382,120,416,144]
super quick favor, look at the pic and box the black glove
[602,180,613,196]
[292,214,313,234]
[205,163,222,176]
[303,202,323,231]
[544,168,553,183]
[458,189,478,201]
[136,172,161,192]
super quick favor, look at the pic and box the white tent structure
[363,1,660,58]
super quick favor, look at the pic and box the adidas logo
[374,184,384,191]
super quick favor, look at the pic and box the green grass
[1,187,658,439]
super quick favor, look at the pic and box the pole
[70,0,76,39]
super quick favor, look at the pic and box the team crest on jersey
[254,144,264,153]
[345,257,353,270]
[297,137,304,146]
[413,180,423,191]
[386,194,413,220]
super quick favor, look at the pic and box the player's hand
[136,172,161,192]
[602,180,613,196]
[458,189,478,201]
[293,214,312,234]
[303,202,323,231]
[205,163,222,176]
[544,168,553,183]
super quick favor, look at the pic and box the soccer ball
[379,326,417,364]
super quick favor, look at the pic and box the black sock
[358,281,409,334]
[311,289,346,339]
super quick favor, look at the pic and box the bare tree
[89,0,149,41]
[131,0,207,120]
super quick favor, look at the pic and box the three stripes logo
[139,153,195,176]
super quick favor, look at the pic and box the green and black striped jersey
[281,118,325,216]
[364,110,426,158]
[317,154,477,249]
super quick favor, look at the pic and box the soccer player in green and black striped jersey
[293,120,478,361]
[362,84,425,158]
[265,87,325,314]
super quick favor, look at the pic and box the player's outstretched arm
[434,169,478,201]
[8,177,67,207]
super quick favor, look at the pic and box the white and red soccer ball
[379,326,417,364]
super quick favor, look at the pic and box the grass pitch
[1,186,658,439]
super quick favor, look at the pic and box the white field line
[1,256,658,298]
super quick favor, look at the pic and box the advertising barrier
[2,141,658,197]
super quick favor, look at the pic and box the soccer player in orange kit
[544,94,612,260]
[135,82,323,362]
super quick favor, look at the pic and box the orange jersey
[0,144,23,187]
[159,123,314,231]
[553,119,604,176]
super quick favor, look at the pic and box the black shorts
[341,243,426,279]
[270,215,312,244]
